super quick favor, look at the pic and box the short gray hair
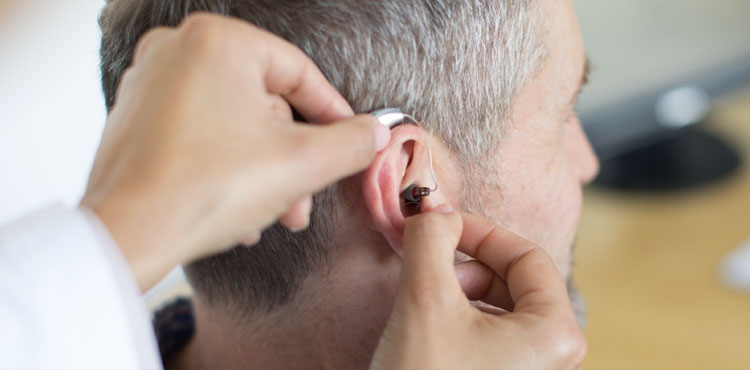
[99,0,546,314]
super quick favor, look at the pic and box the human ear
[362,124,437,255]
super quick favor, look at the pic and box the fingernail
[374,123,391,151]
[289,217,309,233]
[242,231,261,247]
[290,224,306,233]
[433,204,453,214]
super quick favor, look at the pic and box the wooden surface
[576,88,750,369]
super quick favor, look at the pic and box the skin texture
[487,0,598,279]
[181,0,597,369]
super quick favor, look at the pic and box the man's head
[99,0,596,364]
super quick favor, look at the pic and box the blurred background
[0,0,105,224]
[573,1,750,368]
[0,0,748,368]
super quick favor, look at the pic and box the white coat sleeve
[0,205,163,369]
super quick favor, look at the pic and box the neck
[173,297,328,370]
[171,240,401,370]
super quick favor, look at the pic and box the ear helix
[371,108,439,209]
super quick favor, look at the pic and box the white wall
[0,0,106,224]
[574,0,750,113]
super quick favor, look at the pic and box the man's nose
[567,119,600,185]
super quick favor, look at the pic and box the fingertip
[374,123,391,151]
[293,114,385,195]
[402,209,463,254]
[399,212,467,310]
[332,96,355,118]
[279,196,313,232]
[348,114,389,153]
[241,231,261,247]
[454,261,494,299]
[432,204,454,214]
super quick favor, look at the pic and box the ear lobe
[362,124,433,255]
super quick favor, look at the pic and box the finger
[132,27,173,64]
[473,301,510,316]
[222,18,353,123]
[268,94,294,122]
[455,260,514,311]
[399,208,465,309]
[506,248,571,315]
[457,212,570,315]
[279,195,313,231]
[454,260,492,299]
[241,231,261,247]
[289,114,389,195]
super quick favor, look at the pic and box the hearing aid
[402,185,432,204]
[370,108,439,205]
[371,108,408,128]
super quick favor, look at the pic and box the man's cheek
[555,182,585,278]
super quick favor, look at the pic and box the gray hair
[99,0,546,314]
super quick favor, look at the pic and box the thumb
[370,206,469,370]
[398,206,466,310]
[292,114,390,194]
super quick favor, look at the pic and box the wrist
[81,190,183,292]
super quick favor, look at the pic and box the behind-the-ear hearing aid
[371,108,439,205]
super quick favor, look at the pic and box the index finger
[228,18,353,123]
[457,212,571,315]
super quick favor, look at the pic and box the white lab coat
[0,205,163,369]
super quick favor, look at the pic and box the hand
[80,13,390,290]
[370,206,586,369]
